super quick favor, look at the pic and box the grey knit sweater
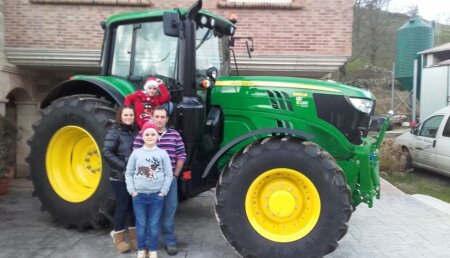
[125,146,173,195]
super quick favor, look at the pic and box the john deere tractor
[28,1,387,257]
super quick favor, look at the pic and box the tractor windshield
[110,22,177,78]
[110,21,229,82]
[196,28,230,80]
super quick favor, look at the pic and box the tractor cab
[100,3,234,102]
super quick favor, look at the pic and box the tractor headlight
[228,25,235,36]
[200,15,208,26]
[348,97,374,114]
[210,18,215,27]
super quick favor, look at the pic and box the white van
[395,106,450,177]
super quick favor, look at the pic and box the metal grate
[266,90,294,111]
[276,119,293,129]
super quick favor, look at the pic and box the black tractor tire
[27,94,116,230]
[215,136,352,258]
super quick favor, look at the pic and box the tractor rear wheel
[28,95,116,230]
[215,136,352,258]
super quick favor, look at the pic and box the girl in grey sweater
[125,123,173,258]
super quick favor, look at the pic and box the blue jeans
[162,179,178,246]
[110,180,135,231]
[132,192,164,251]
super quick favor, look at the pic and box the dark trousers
[110,180,135,231]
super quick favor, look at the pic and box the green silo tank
[395,16,434,96]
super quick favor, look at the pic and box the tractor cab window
[110,21,229,85]
[110,21,178,80]
[196,28,230,81]
[111,24,133,77]
[134,22,178,78]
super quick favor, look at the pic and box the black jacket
[102,124,137,181]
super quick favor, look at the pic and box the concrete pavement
[0,178,449,258]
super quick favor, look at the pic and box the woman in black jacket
[103,105,138,253]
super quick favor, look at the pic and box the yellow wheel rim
[245,168,321,242]
[46,126,102,203]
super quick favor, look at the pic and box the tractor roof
[106,9,234,28]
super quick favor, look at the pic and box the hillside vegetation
[348,6,450,74]
[332,6,450,115]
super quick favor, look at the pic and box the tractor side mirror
[163,12,180,37]
[231,37,254,59]
[100,21,106,30]
[245,40,253,59]
[229,37,235,47]
[206,67,218,82]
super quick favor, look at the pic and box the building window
[29,0,152,6]
[217,0,302,9]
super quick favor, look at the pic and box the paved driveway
[0,179,449,258]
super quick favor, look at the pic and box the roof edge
[4,47,348,78]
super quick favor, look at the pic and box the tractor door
[108,19,230,105]
[109,21,179,90]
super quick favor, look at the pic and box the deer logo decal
[137,157,161,181]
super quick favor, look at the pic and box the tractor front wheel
[28,95,116,230]
[215,136,352,258]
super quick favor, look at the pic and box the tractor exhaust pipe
[175,0,205,166]
[179,0,201,98]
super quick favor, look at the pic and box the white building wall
[420,66,450,120]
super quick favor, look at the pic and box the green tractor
[27,1,387,257]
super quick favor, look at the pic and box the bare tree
[405,4,419,17]
[338,0,393,80]
[352,1,398,64]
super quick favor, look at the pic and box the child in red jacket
[124,77,170,129]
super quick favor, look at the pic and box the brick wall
[4,0,353,56]
[1,0,354,178]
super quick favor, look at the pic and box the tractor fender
[40,78,129,109]
[201,127,314,178]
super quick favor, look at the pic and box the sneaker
[148,251,158,258]
[166,245,178,256]
[137,250,146,258]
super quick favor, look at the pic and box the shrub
[379,139,407,172]
[0,115,18,178]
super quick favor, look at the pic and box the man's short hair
[152,105,168,117]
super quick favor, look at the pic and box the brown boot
[110,230,130,253]
[128,227,138,250]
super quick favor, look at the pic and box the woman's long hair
[115,105,134,125]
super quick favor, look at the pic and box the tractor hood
[214,76,374,99]
[210,76,377,157]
